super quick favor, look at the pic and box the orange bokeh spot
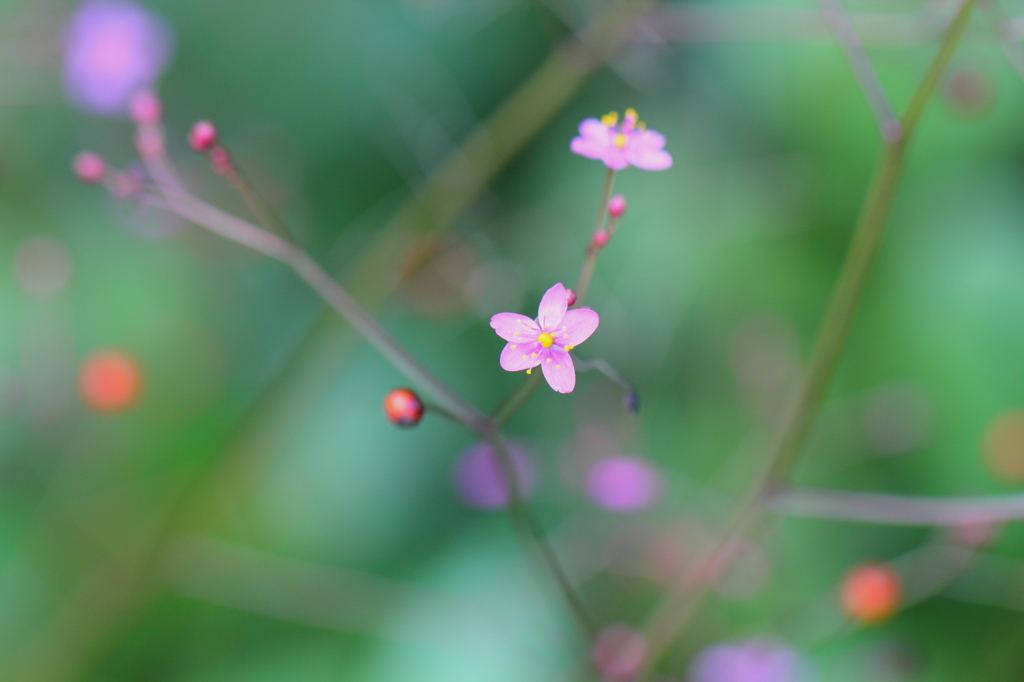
[840,564,902,624]
[79,350,142,413]
[982,410,1024,481]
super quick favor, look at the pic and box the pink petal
[571,119,613,160]
[571,135,609,160]
[557,308,600,346]
[579,118,609,138]
[537,282,568,329]
[500,340,542,372]
[490,312,538,341]
[540,347,575,393]
[601,145,630,171]
[636,129,666,149]
[627,148,672,171]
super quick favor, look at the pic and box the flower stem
[574,167,616,306]
[638,0,976,671]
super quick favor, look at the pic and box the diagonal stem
[637,0,976,673]
[817,0,903,142]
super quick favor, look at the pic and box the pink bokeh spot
[453,442,535,510]
[570,109,672,171]
[585,456,661,512]
[490,282,599,394]
[689,640,809,682]
[63,0,173,115]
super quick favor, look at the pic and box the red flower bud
[565,289,577,306]
[592,229,609,248]
[608,194,626,218]
[128,90,162,125]
[73,152,106,183]
[188,120,218,152]
[384,388,424,427]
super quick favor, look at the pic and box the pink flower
[490,282,599,393]
[570,109,672,171]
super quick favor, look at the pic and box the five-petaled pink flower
[490,283,599,393]
[570,109,672,171]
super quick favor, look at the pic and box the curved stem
[574,168,616,306]
[638,0,976,672]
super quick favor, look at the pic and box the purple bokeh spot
[63,0,173,115]
[453,442,535,510]
[585,456,661,512]
[689,640,809,682]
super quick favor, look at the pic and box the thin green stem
[574,168,616,306]
[638,0,976,673]
[487,435,598,637]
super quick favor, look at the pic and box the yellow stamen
[531,353,537,358]
[614,133,627,149]
[565,345,575,351]
[511,345,516,349]
[526,368,532,374]
[625,108,638,120]
[546,358,552,363]
[601,111,618,126]
[537,332,555,348]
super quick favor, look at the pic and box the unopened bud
[608,194,626,218]
[188,120,218,152]
[73,152,106,183]
[128,90,162,125]
[592,229,609,248]
[209,146,232,175]
[384,388,424,427]
[565,289,577,306]
[625,390,641,415]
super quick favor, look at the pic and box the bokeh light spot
[982,410,1024,481]
[840,564,902,625]
[585,456,661,512]
[79,350,142,413]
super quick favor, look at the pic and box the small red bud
[209,146,232,175]
[188,120,218,152]
[128,90,162,125]
[592,229,609,248]
[565,289,577,306]
[384,388,424,427]
[608,194,626,218]
[73,152,106,183]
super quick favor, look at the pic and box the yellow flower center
[537,332,555,348]
[614,133,627,148]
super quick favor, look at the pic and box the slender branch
[638,0,976,673]
[816,0,903,142]
[574,168,615,307]
[487,436,598,636]
[140,135,597,640]
[768,485,1024,526]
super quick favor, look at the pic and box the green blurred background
[3,0,1024,679]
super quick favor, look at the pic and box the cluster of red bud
[72,90,228,190]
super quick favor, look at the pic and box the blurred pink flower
[453,441,534,510]
[689,640,809,682]
[63,0,173,115]
[586,456,661,512]
[570,109,672,171]
[490,282,599,394]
